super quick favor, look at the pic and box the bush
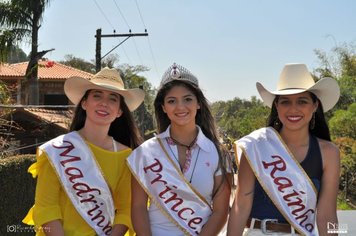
[0,155,36,235]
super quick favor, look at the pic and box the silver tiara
[160,63,199,87]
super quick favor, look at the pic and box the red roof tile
[0,60,94,80]
[0,63,23,77]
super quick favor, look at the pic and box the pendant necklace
[166,138,200,183]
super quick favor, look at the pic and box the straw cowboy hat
[256,63,340,112]
[64,67,145,111]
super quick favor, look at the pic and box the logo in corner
[327,222,348,234]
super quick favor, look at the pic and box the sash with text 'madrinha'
[235,127,318,236]
[40,131,114,236]
[127,137,212,236]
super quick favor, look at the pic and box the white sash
[127,137,212,235]
[40,131,115,236]
[235,127,318,236]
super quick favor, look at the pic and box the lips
[175,112,188,118]
[287,116,302,122]
[96,110,109,117]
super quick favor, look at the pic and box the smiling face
[162,85,200,129]
[275,92,318,132]
[81,89,122,127]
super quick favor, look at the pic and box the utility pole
[95,28,148,72]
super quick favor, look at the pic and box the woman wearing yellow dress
[23,67,145,236]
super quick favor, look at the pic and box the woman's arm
[110,224,128,236]
[316,141,340,236]
[131,175,152,236]
[199,173,232,236]
[227,153,255,236]
[43,220,65,236]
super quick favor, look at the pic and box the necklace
[170,131,198,150]
[166,138,200,183]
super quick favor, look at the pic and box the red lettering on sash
[102,221,112,235]
[151,173,168,185]
[260,152,316,234]
[188,217,203,230]
[73,182,101,197]
[52,140,81,167]
[295,209,315,232]
[91,210,106,227]
[50,137,112,235]
[159,185,177,199]
[274,176,293,192]
[178,208,195,220]
[164,192,184,212]
[262,155,286,178]
[144,158,162,173]
[65,167,84,183]
[142,155,207,234]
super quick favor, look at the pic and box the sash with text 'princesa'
[40,131,114,236]
[127,137,212,236]
[235,127,318,236]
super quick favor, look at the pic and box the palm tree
[0,0,53,105]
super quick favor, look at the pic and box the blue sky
[23,0,356,102]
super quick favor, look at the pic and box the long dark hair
[70,90,143,149]
[267,92,331,141]
[154,80,231,196]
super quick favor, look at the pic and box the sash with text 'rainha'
[235,127,318,236]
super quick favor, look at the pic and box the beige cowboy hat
[256,63,340,112]
[64,67,145,111]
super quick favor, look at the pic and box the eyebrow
[92,90,120,98]
[279,96,311,100]
[165,94,194,99]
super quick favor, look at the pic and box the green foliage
[0,155,36,235]
[337,195,355,210]
[329,103,356,139]
[118,64,156,136]
[59,54,96,73]
[0,0,50,63]
[314,42,356,111]
[211,96,270,140]
[6,44,28,63]
[0,80,12,106]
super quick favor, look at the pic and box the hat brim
[64,76,145,111]
[256,77,340,112]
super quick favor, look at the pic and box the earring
[310,113,316,130]
[274,118,281,130]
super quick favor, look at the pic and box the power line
[146,36,160,78]
[134,0,147,30]
[92,0,116,31]
[132,38,144,66]
[112,0,131,30]
[133,0,159,78]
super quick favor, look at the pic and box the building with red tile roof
[0,59,93,104]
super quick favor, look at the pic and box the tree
[314,42,356,111]
[211,96,269,140]
[118,64,155,137]
[329,103,356,140]
[7,45,28,63]
[60,54,96,74]
[0,0,53,105]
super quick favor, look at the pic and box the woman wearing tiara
[127,63,232,236]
